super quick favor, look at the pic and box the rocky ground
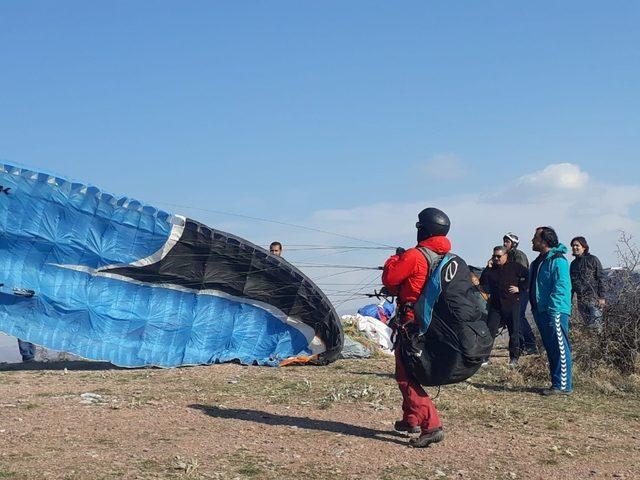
[1,349,639,479]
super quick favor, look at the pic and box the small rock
[173,460,187,470]
[435,469,447,478]
[80,393,103,401]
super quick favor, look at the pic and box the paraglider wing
[0,163,343,367]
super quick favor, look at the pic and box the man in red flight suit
[382,207,450,448]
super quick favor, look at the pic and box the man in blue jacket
[529,226,573,395]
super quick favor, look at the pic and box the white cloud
[519,163,589,190]
[306,163,640,272]
[484,163,591,204]
[419,154,468,180]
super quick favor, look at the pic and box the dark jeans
[18,339,36,361]
[487,304,521,360]
[519,293,537,352]
[576,297,603,328]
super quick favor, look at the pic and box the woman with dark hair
[569,236,606,328]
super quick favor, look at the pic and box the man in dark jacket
[382,207,448,448]
[480,245,529,366]
[570,236,606,328]
[17,339,36,362]
[504,233,529,268]
[503,233,537,355]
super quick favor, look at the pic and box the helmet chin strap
[417,227,431,243]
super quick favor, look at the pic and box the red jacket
[382,236,452,305]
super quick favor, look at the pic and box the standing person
[382,207,448,448]
[503,233,538,355]
[480,246,529,366]
[269,241,282,257]
[530,227,573,395]
[17,339,36,362]
[570,236,606,328]
[504,233,528,268]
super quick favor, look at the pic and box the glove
[395,247,406,255]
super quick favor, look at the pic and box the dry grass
[0,352,639,479]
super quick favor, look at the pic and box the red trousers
[395,349,442,433]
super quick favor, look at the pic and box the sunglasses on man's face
[492,254,504,259]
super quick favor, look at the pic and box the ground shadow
[0,360,127,372]
[189,404,408,445]
[467,382,541,394]
[346,371,394,379]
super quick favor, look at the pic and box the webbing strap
[415,248,453,334]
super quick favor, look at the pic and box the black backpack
[399,248,493,386]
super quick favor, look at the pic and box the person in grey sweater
[503,233,537,354]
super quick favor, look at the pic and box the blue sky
[1,1,639,314]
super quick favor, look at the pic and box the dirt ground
[1,350,639,480]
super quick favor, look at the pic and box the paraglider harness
[389,246,447,344]
[390,247,493,387]
[389,302,417,344]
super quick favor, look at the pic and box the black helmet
[416,207,450,240]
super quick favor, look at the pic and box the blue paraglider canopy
[0,163,343,367]
[357,300,395,323]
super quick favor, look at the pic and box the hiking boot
[540,387,572,396]
[394,420,421,434]
[509,358,518,368]
[409,428,444,448]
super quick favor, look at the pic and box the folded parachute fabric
[341,314,394,355]
[0,163,343,367]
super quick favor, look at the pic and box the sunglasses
[492,254,504,259]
